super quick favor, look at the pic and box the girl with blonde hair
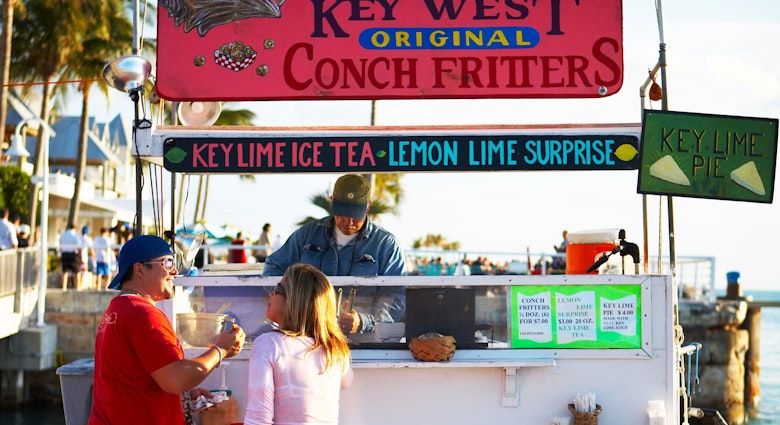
[245,263,353,424]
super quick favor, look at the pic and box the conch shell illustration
[160,0,286,37]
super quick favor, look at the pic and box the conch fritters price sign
[156,0,624,100]
[510,285,642,349]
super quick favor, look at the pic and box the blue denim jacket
[262,217,407,333]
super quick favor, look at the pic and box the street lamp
[6,118,56,327]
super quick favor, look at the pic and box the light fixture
[103,53,152,237]
[102,54,152,94]
[178,101,222,126]
[5,131,32,158]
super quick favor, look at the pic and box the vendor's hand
[189,387,212,400]
[189,387,217,413]
[338,309,360,335]
[214,323,245,358]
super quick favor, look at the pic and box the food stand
[121,1,700,423]
[159,272,678,425]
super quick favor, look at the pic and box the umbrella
[176,222,228,240]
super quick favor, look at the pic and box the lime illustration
[165,147,188,164]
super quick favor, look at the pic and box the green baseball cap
[331,174,371,220]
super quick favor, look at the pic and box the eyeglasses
[144,257,176,272]
[271,282,286,296]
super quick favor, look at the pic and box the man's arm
[151,326,244,394]
[379,236,407,276]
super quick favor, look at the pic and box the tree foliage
[0,166,31,219]
[412,233,461,251]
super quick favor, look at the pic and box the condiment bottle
[200,363,241,425]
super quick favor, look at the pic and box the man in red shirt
[89,235,245,425]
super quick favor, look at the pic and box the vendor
[263,174,406,335]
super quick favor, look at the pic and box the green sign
[510,284,642,349]
[638,110,778,203]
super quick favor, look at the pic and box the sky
[88,0,780,291]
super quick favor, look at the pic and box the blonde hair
[280,263,350,373]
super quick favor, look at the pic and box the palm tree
[0,0,16,148]
[412,233,461,250]
[11,0,89,236]
[63,0,134,225]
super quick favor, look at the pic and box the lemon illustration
[614,144,638,162]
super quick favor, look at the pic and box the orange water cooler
[565,229,619,274]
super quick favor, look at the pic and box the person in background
[228,231,248,263]
[80,226,95,290]
[245,263,352,425]
[89,235,245,425]
[92,227,114,290]
[17,224,31,248]
[0,208,18,250]
[272,234,282,251]
[253,223,272,263]
[552,229,569,271]
[263,174,406,336]
[9,213,21,236]
[59,223,81,290]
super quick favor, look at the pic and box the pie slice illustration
[649,155,690,186]
[730,161,765,195]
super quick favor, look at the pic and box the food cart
[126,117,688,424]
[161,272,679,425]
[116,1,703,422]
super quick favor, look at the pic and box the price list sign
[510,285,642,349]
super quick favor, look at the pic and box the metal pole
[132,90,143,237]
[37,123,49,326]
[132,0,140,55]
[14,119,56,327]
[640,62,662,274]
[655,0,676,279]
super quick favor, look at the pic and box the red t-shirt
[89,295,185,425]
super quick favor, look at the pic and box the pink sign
[156,0,624,101]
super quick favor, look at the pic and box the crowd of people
[1,207,127,291]
[0,207,30,250]
[58,223,119,291]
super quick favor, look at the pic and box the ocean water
[1,290,779,424]
[745,289,780,424]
